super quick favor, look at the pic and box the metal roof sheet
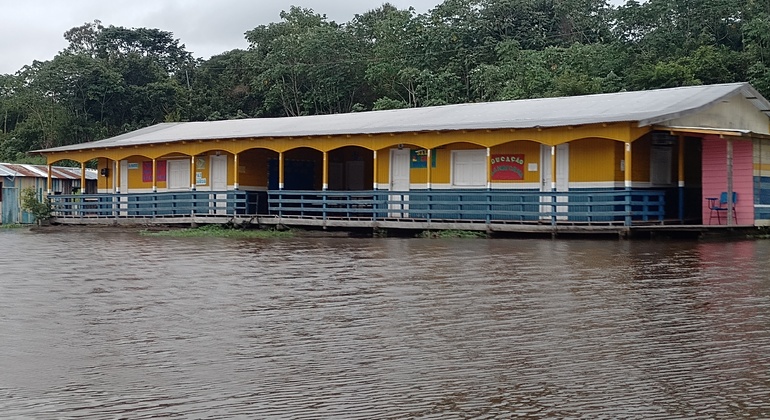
[0,163,97,179]
[34,82,770,154]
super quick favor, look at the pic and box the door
[540,144,569,220]
[120,159,129,215]
[389,148,410,216]
[210,155,228,214]
[2,181,19,224]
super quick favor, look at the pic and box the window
[167,159,190,190]
[452,150,487,187]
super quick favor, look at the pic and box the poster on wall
[410,149,437,168]
[142,160,167,182]
[490,154,525,180]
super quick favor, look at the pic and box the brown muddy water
[1,228,769,419]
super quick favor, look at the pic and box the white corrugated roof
[35,82,770,153]
[0,163,98,179]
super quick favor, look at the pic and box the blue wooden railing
[49,191,259,218]
[48,189,666,226]
[267,189,666,226]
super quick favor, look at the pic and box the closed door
[210,155,228,214]
[390,149,410,191]
[120,160,129,215]
[540,144,570,219]
[389,149,410,216]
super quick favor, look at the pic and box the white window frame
[451,149,487,188]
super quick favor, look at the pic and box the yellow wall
[59,122,658,191]
[631,135,652,182]
[490,141,541,184]
[569,138,619,182]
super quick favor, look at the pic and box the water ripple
[1,230,769,418]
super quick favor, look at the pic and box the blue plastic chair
[707,192,737,224]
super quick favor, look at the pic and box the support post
[233,153,240,190]
[372,150,378,190]
[624,142,633,189]
[115,160,120,193]
[47,163,53,195]
[278,151,285,190]
[152,158,157,192]
[678,136,685,222]
[486,147,492,190]
[551,146,557,225]
[80,161,86,194]
[426,148,432,190]
[190,155,196,191]
[727,137,734,226]
[625,142,633,226]
[322,151,328,191]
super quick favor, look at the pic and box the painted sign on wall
[142,160,167,182]
[490,154,525,180]
[411,149,437,168]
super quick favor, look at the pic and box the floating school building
[34,82,770,234]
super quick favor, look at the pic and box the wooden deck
[49,213,758,239]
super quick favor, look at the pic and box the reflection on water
[1,229,769,418]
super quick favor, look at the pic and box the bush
[20,187,52,225]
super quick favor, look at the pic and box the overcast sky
[0,0,441,75]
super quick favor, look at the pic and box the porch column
[486,147,492,189]
[115,160,120,193]
[278,151,285,190]
[373,150,378,190]
[426,148,432,190]
[80,161,86,194]
[624,142,633,227]
[190,155,196,191]
[152,158,157,192]
[233,153,240,190]
[727,137,734,226]
[551,146,557,190]
[678,137,685,221]
[624,142,633,189]
[47,163,52,194]
[322,151,329,190]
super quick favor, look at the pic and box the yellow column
[47,163,53,194]
[373,150,378,190]
[624,142,633,188]
[233,153,240,190]
[322,151,329,190]
[115,160,121,193]
[486,147,491,189]
[279,151,285,190]
[152,158,157,192]
[80,161,86,194]
[190,155,196,190]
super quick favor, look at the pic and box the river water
[1,228,769,419]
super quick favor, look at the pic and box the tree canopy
[0,0,766,163]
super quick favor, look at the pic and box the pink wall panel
[702,137,754,225]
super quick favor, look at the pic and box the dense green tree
[2,0,770,162]
[245,7,367,116]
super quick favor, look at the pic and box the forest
[1,0,768,164]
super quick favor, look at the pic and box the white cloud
[0,0,437,75]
